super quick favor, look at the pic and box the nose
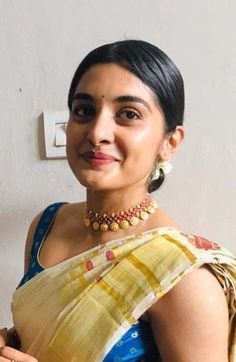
[86,110,115,146]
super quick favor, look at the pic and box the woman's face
[66,63,168,192]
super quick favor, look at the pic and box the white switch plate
[43,110,69,159]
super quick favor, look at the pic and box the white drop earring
[153,160,173,179]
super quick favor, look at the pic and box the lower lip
[82,156,116,166]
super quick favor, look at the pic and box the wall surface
[0,0,235,326]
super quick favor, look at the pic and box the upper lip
[81,151,119,161]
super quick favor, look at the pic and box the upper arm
[24,212,43,273]
[148,266,229,362]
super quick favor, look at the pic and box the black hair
[68,40,185,192]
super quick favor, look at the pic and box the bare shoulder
[149,206,184,231]
[149,266,228,317]
[48,202,85,232]
[148,266,229,361]
[56,201,85,218]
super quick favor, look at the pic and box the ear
[158,126,185,160]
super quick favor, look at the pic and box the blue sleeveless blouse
[17,203,161,362]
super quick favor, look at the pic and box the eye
[117,109,141,122]
[71,105,96,121]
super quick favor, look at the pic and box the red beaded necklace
[84,194,158,232]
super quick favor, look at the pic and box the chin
[74,172,118,192]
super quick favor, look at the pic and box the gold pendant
[147,206,156,214]
[110,222,119,231]
[152,200,158,208]
[140,211,149,220]
[129,216,139,226]
[84,218,91,227]
[119,220,129,230]
[100,223,109,231]
[92,222,100,230]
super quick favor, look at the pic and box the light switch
[55,123,67,147]
[43,110,69,159]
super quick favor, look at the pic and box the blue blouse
[17,203,161,362]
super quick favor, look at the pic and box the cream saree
[12,227,236,361]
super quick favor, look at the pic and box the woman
[0,40,235,362]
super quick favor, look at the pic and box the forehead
[75,63,157,102]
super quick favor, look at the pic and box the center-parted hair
[68,40,185,192]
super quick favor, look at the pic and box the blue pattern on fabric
[17,202,67,289]
[17,203,160,361]
[104,320,160,361]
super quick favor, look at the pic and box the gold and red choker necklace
[84,194,158,232]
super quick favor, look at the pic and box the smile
[81,151,118,166]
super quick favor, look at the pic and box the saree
[12,227,236,361]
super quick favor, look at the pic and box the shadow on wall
[38,114,47,160]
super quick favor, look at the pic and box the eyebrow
[72,93,151,111]
[72,92,95,102]
[113,95,152,111]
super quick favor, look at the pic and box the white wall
[0,0,235,326]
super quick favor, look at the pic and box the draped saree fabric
[12,227,236,361]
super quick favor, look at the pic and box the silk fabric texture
[12,227,236,361]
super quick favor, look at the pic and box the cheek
[66,129,80,163]
[132,126,152,143]
[129,127,163,157]
[66,123,82,149]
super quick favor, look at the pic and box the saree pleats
[11,227,236,361]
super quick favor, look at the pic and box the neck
[86,186,149,213]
